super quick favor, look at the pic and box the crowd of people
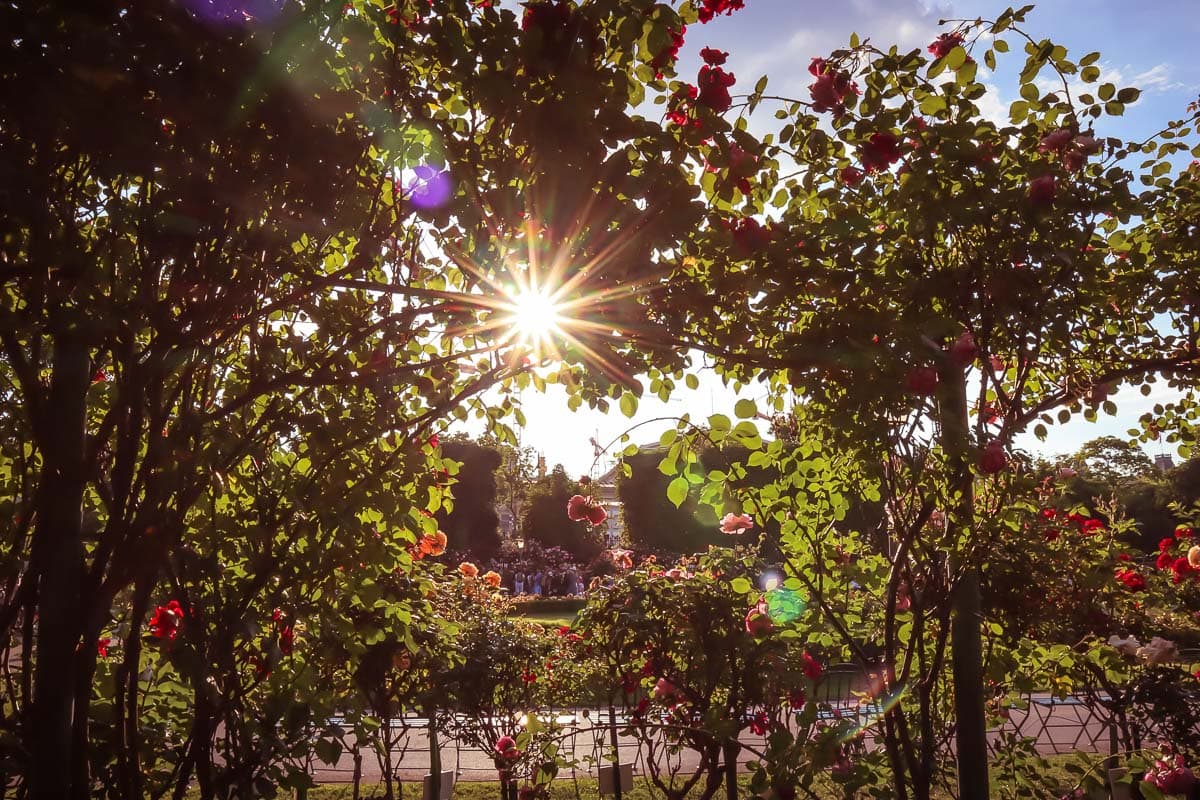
[500,566,585,597]
[471,543,589,596]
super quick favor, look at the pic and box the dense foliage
[2,1,1199,799]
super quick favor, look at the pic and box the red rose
[1037,128,1074,154]
[697,64,736,113]
[905,366,938,396]
[801,651,823,681]
[1028,174,1056,207]
[566,494,590,521]
[744,599,773,636]
[1114,568,1146,592]
[585,503,608,526]
[861,132,902,173]
[699,47,728,66]
[979,442,1007,474]
[149,600,184,641]
[927,32,965,59]
[494,735,521,760]
[666,84,698,127]
[728,217,772,255]
[839,166,864,186]
[948,332,978,367]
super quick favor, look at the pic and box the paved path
[308,697,1119,785]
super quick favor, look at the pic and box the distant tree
[1119,478,1179,551]
[480,435,538,542]
[1169,457,1200,507]
[618,448,722,554]
[521,465,604,562]
[1075,436,1156,485]
[437,438,503,560]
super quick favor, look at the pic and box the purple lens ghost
[182,0,285,26]
[407,166,453,210]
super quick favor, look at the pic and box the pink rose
[719,513,754,535]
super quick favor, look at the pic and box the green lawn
[509,610,579,628]
[297,756,1094,799]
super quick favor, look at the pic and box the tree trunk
[722,739,738,800]
[940,367,989,800]
[29,330,90,800]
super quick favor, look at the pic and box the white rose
[1108,634,1141,658]
[1136,636,1179,666]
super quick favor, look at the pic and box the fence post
[608,700,623,800]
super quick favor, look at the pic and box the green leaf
[730,577,752,594]
[734,398,757,419]
[1116,87,1140,104]
[666,476,689,508]
[619,392,638,418]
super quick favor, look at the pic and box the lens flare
[406,166,453,210]
[765,587,807,624]
[837,682,907,744]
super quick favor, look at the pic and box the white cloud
[1130,63,1190,94]
[710,0,953,98]
[1035,61,1190,105]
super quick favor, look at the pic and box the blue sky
[474,1,1199,477]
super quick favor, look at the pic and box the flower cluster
[1155,526,1200,584]
[696,0,744,24]
[808,58,858,115]
[272,608,294,656]
[1037,127,1103,171]
[725,216,772,255]
[1114,567,1147,592]
[607,548,633,570]
[650,22,686,77]
[1036,508,1105,540]
[1147,748,1197,795]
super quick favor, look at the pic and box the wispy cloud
[715,0,952,98]
[1036,61,1193,104]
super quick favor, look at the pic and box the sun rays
[426,206,671,390]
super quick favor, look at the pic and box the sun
[509,287,564,345]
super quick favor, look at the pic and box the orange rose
[482,570,502,588]
[459,561,479,578]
